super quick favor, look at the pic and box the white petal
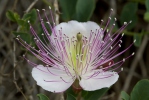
[32,65,75,93]
[53,21,100,38]
[79,70,119,91]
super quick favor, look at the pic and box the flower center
[69,33,89,78]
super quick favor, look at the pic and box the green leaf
[133,33,143,47]
[145,0,149,12]
[120,2,138,30]
[6,10,20,22]
[121,91,130,100]
[66,93,76,100]
[17,19,26,26]
[13,31,31,43]
[74,0,95,22]
[144,12,149,22]
[66,87,77,100]
[23,9,37,24]
[37,94,50,100]
[130,79,149,100]
[82,88,108,100]
[58,0,77,21]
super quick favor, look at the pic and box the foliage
[6,9,37,43]
[121,79,149,100]
[58,0,95,22]
[37,94,50,100]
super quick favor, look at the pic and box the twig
[139,58,147,77]
[25,0,38,13]
[110,0,116,16]
[12,0,18,10]
[13,0,38,99]
[54,0,59,25]
[14,81,28,100]
[13,41,16,81]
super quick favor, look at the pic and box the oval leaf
[13,31,31,43]
[145,0,149,12]
[121,91,130,100]
[144,12,149,22]
[133,33,143,47]
[66,87,77,100]
[59,0,77,21]
[120,2,138,30]
[23,9,37,24]
[82,88,109,100]
[74,0,95,22]
[37,94,50,100]
[66,93,76,100]
[130,79,149,100]
[6,10,20,22]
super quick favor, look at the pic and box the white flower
[16,9,135,93]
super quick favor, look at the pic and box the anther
[129,20,132,23]
[121,68,123,71]
[124,22,127,25]
[120,40,122,43]
[107,29,109,32]
[115,18,117,21]
[110,38,113,41]
[111,8,113,11]
[110,46,113,49]
[119,44,121,47]
[102,41,105,43]
[123,58,125,62]
[16,38,19,40]
[133,39,136,43]
[132,52,135,55]
[122,33,124,36]
[42,9,45,11]
[36,9,39,12]
[109,62,111,65]
[101,57,104,59]
[49,6,51,9]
